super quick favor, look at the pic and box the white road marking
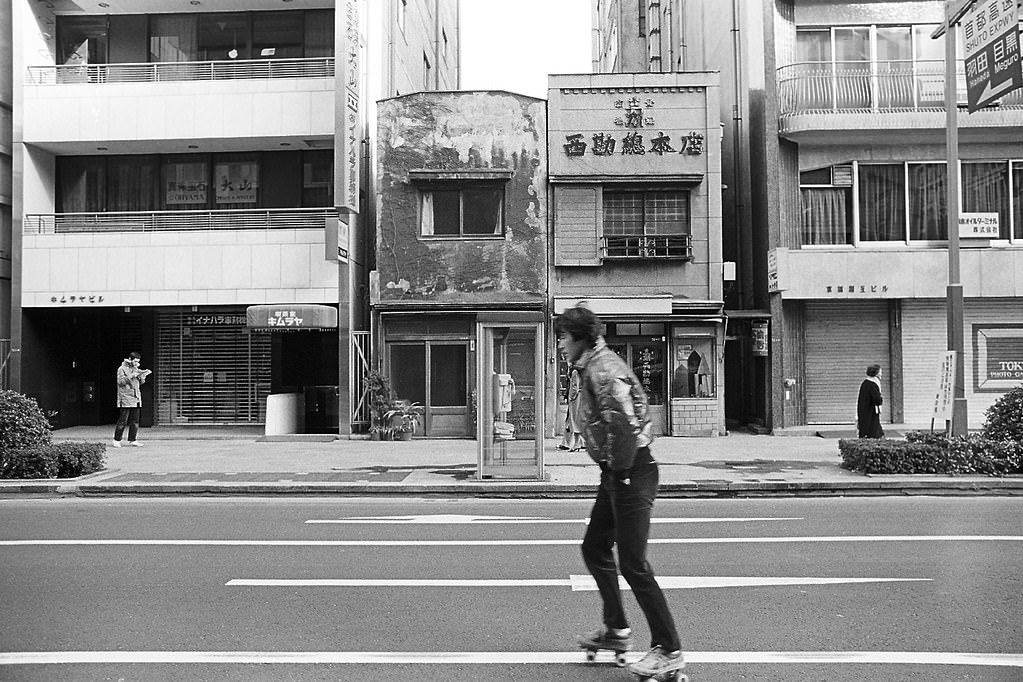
[226,575,931,589]
[1,536,1021,547]
[305,515,804,524]
[0,651,1020,667]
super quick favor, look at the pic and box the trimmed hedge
[0,390,52,454]
[839,433,1023,476]
[0,441,107,480]
[983,385,1023,443]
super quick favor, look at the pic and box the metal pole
[944,0,968,437]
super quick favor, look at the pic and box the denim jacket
[575,337,653,471]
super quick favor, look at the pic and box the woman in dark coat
[856,364,885,438]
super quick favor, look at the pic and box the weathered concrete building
[547,72,726,437]
[372,90,547,472]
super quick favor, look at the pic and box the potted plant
[384,400,422,441]
[367,371,395,440]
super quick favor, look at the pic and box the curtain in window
[858,164,904,241]
[304,10,335,58]
[421,192,435,236]
[603,192,644,236]
[150,15,198,62]
[57,158,105,213]
[800,188,848,245]
[645,191,689,235]
[107,157,156,211]
[909,163,947,240]
[962,162,1009,239]
[1013,162,1023,240]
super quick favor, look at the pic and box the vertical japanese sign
[932,351,957,421]
[338,0,361,214]
[963,0,1022,112]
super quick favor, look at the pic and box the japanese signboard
[962,0,1023,112]
[338,0,361,214]
[959,211,1000,237]
[932,351,956,420]
[974,324,1023,391]
[245,305,338,331]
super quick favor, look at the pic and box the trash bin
[265,393,303,435]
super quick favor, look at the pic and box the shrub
[839,433,1023,476]
[0,441,107,480]
[0,391,52,453]
[982,384,1023,443]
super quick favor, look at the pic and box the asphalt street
[1,497,1021,681]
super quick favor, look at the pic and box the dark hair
[554,305,601,348]
[128,351,141,361]
[866,363,881,377]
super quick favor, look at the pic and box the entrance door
[389,342,468,437]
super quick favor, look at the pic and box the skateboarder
[556,305,685,679]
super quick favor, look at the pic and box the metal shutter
[804,301,890,424]
[156,311,271,425]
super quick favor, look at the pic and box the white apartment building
[12,0,457,433]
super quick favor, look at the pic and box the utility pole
[933,0,972,437]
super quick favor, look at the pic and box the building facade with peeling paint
[547,72,727,438]
[372,91,547,463]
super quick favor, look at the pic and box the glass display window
[671,337,716,399]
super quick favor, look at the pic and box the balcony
[22,58,335,150]
[24,208,334,234]
[601,234,693,261]
[25,57,334,85]
[777,60,1023,143]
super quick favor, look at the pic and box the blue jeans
[581,447,680,651]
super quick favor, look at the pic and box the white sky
[458,0,593,98]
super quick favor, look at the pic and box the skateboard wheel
[615,652,627,667]
[585,649,596,662]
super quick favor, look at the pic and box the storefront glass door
[477,321,544,480]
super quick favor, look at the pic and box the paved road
[1,497,1021,681]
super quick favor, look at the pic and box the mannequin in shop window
[671,347,708,398]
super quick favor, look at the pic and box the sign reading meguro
[963,0,1023,112]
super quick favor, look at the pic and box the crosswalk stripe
[1,536,1021,547]
[0,651,1020,666]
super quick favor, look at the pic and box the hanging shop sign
[245,304,338,331]
[962,0,1023,112]
[751,321,769,357]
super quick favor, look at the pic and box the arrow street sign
[963,0,1023,112]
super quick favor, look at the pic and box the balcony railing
[777,59,1023,116]
[24,208,335,234]
[601,234,693,260]
[26,57,334,85]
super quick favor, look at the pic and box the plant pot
[396,430,413,441]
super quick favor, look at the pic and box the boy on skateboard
[557,305,686,679]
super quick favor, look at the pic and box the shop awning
[246,305,337,331]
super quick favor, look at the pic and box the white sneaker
[111,440,122,448]
[128,441,143,447]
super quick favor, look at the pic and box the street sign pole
[943,0,969,437]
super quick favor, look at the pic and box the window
[963,162,1010,240]
[214,155,260,208]
[671,338,716,399]
[150,15,198,62]
[253,11,303,59]
[302,151,334,207]
[602,188,692,259]
[908,162,947,240]
[858,164,905,242]
[57,16,109,65]
[198,13,250,60]
[162,156,209,209]
[421,186,504,237]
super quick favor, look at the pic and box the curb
[2,479,1022,498]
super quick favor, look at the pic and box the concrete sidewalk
[1,425,1020,497]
